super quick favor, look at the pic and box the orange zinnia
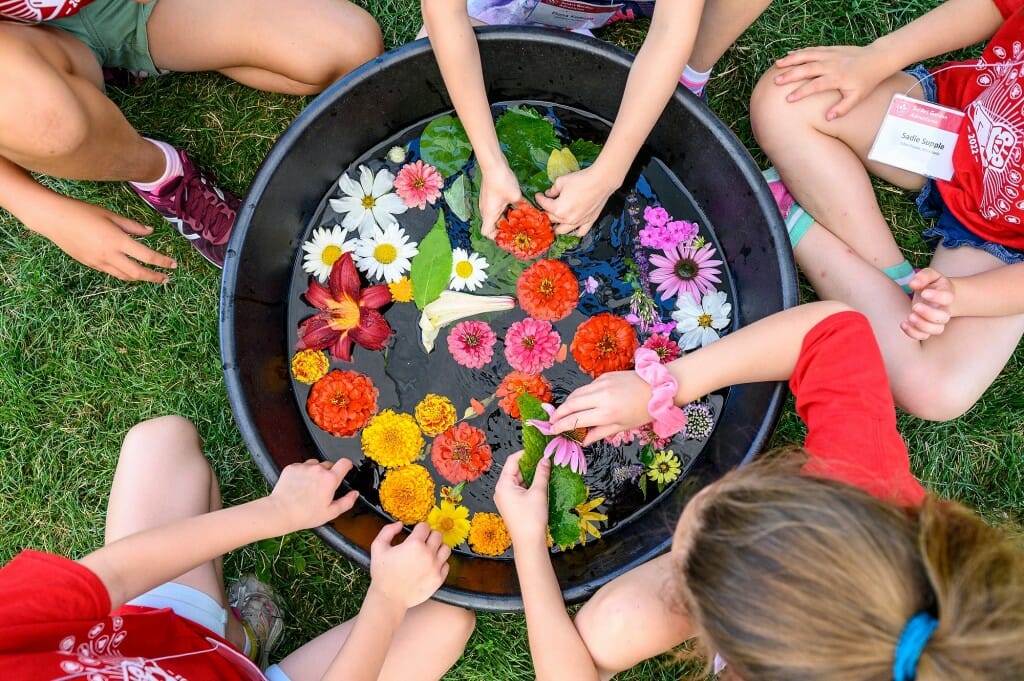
[496,371,553,419]
[307,370,379,437]
[431,422,493,484]
[495,201,555,260]
[570,313,639,378]
[516,259,579,321]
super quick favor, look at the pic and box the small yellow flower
[414,394,457,437]
[427,500,471,547]
[290,349,329,384]
[388,276,414,303]
[468,512,512,556]
[361,410,424,468]
[379,464,435,524]
[648,450,682,485]
[575,496,607,545]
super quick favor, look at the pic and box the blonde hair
[675,450,1024,681]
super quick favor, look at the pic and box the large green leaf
[568,139,602,167]
[495,106,561,189]
[550,508,581,549]
[420,115,473,177]
[518,393,550,486]
[409,212,453,309]
[548,466,587,548]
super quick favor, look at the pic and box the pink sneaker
[131,149,239,268]
[762,167,796,218]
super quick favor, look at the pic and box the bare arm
[902,264,1024,339]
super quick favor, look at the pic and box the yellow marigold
[361,410,424,468]
[468,512,512,557]
[414,394,457,437]
[290,349,329,384]
[379,464,435,524]
[427,500,471,547]
[388,276,414,303]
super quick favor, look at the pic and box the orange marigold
[496,371,553,419]
[431,422,493,484]
[516,259,579,322]
[468,512,512,556]
[570,313,639,378]
[307,370,379,437]
[414,394,457,437]
[495,201,555,260]
[291,349,329,384]
[378,464,436,524]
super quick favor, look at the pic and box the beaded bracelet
[633,348,688,438]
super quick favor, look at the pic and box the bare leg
[688,0,773,72]
[276,600,475,681]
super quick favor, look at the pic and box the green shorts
[49,0,161,74]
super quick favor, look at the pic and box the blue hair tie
[893,612,939,681]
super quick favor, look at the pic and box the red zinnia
[496,371,553,419]
[516,259,578,321]
[307,370,379,437]
[570,313,639,378]
[431,422,493,484]
[495,201,555,260]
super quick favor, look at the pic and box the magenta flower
[604,427,642,447]
[642,333,682,363]
[504,317,561,374]
[668,219,699,245]
[447,320,497,369]
[643,205,670,227]
[649,243,723,303]
[394,160,443,209]
[528,403,587,474]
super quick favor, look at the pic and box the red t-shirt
[0,550,264,680]
[0,0,93,22]
[794,311,926,507]
[932,0,1024,250]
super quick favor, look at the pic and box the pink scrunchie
[633,347,688,438]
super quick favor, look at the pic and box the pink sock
[130,138,182,192]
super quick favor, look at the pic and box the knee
[120,415,206,466]
[0,72,90,162]
[894,381,976,422]
[750,66,821,155]
[426,601,476,653]
[306,10,383,90]
[574,582,642,671]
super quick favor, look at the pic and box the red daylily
[296,252,393,361]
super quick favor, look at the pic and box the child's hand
[548,371,654,445]
[535,165,619,237]
[369,522,451,609]
[269,459,359,531]
[773,44,891,120]
[901,267,956,340]
[493,451,551,547]
[479,162,524,238]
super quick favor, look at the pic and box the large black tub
[221,28,798,611]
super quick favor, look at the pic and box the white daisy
[328,165,408,237]
[301,224,356,282]
[354,223,419,283]
[449,248,489,291]
[672,290,732,350]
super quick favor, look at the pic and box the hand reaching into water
[493,451,551,547]
[535,165,619,237]
[901,267,955,340]
[369,522,451,609]
[479,161,524,239]
[548,371,655,445]
[269,459,359,532]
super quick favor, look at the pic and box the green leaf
[549,464,587,512]
[409,212,454,309]
[495,106,561,189]
[444,173,473,223]
[639,473,648,500]
[521,169,552,201]
[547,233,580,260]
[639,443,655,466]
[420,115,473,177]
[568,139,602,167]
[518,393,550,485]
[292,550,307,574]
[518,392,547,421]
[550,508,580,549]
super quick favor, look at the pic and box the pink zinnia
[447,320,497,369]
[394,160,443,209]
[504,317,560,375]
[642,333,682,364]
[528,403,587,474]
[649,243,723,303]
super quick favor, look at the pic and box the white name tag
[868,94,965,181]
[526,0,623,29]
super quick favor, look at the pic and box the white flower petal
[356,211,378,237]
[337,173,363,198]
[699,327,721,347]
[341,208,368,231]
[374,191,409,216]
[679,328,702,350]
[371,167,396,197]
[329,196,362,215]
[357,165,375,195]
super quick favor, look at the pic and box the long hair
[675,450,1024,681]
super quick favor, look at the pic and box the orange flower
[290,349,329,384]
[431,422,493,484]
[496,371,553,419]
[307,370,379,437]
[468,512,512,556]
[570,313,639,378]
[516,259,578,321]
[495,201,555,260]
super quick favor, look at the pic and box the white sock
[130,138,182,192]
[679,64,712,96]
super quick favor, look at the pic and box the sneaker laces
[174,173,236,245]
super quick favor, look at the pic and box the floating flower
[527,403,588,474]
[361,410,424,468]
[638,423,672,450]
[379,464,435,524]
[415,394,457,437]
[682,402,715,440]
[290,349,329,384]
[643,205,670,227]
[394,160,444,209]
[504,317,561,375]
[468,512,512,556]
[329,165,408,236]
[431,422,493,484]
[307,370,378,437]
[440,482,465,504]
[639,219,700,251]
[449,248,489,291]
[547,147,580,182]
[642,333,682,364]
[604,427,642,447]
[497,371,553,419]
[447,320,497,369]
[387,145,408,164]
[611,464,645,485]
[420,291,515,353]
[517,259,578,321]
[427,500,471,547]
[570,313,639,378]
[672,290,732,350]
[388,276,414,303]
[649,243,723,303]
[354,223,419,284]
[582,276,600,294]
[296,252,393,362]
[495,201,555,260]
[301,224,356,283]
[647,450,682,485]
[575,496,607,545]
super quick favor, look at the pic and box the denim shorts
[906,64,1024,265]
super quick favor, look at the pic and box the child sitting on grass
[749,0,1024,421]
[494,301,1024,680]
[0,416,474,680]
[420,0,771,237]
[0,0,382,281]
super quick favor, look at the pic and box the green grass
[1,0,1021,678]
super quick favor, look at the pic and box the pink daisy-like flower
[447,320,497,369]
[642,333,682,364]
[504,317,561,374]
[394,161,443,210]
[528,403,588,474]
[649,243,723,303]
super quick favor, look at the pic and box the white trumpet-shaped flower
[419,291,515,353]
